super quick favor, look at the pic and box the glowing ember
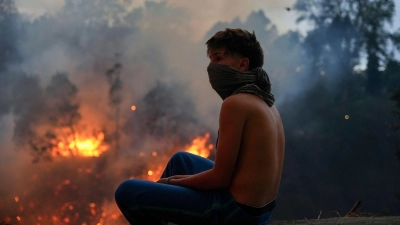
[52,132,109,157]
[185,133,214,158]
[146,165,165,181]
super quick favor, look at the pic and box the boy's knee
[115,179,141,203]
[171,151,191,161]
[115,180,129,202]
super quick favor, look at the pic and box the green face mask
[207,63,275,106]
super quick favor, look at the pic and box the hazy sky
[14,0,400,41]
[14,0,302,41]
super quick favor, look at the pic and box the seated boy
[115,28,285,225]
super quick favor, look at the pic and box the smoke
[0,0,340,222]
[0,1,220,224]
[161,0,299,40]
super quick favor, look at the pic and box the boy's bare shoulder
[223,93,270,111]
[224,93,263,104]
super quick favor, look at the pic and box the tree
[295,0,400,95]
[46,73,82,157]
[295,1,362,103]
[11,72,84,162]
[350,0,399,95]
[392,86,400,160]
[0,0,20,116]
[391,84,400,202]
[0,0,20,71]
[105,60,123,152]
[272,0,400,218]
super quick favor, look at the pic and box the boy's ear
[239,58,249,71]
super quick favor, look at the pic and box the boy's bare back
[224,93,285,207]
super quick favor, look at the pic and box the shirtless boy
[115,28,285,225]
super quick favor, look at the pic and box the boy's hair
[206,28,264,70]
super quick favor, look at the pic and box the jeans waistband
[236,200,276,217]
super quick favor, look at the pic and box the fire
[52,132,109,157]
[145,166,165,182]
[185,132,214,158]
[144,133,214,182]
[1,133,213,225]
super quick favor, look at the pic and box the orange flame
[3,132,214,224]
[52,132,109,157]
[144,133,214,182]
[185,133,214,158]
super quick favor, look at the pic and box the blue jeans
[115,152,273,225]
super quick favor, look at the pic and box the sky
[14,0,400,42]
[15,0,301,41]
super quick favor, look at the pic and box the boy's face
[208,48,248,71]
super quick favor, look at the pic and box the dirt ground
[166,217,400,225]
[269,216,400,225]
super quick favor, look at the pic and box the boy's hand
[156,175,191,185]
[156,178,169,184]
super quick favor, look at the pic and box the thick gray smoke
[2,0,218,154]
[0,1,220,224]
[0,2,309,222]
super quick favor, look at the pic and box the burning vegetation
[50,131,108,157]
[1,60,215,224]
[0,2,216,223]
[1,131,214,225]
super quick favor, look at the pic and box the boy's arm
[168,95,248,190]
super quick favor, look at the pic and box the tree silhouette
[46,73,82,157]
[270,0,400,218]
[0,0,19,71]
[295,0,400,95]
[350,0,399,95]
[0,0,21,116]
[105,60,123,153]
[391,86,400,160]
